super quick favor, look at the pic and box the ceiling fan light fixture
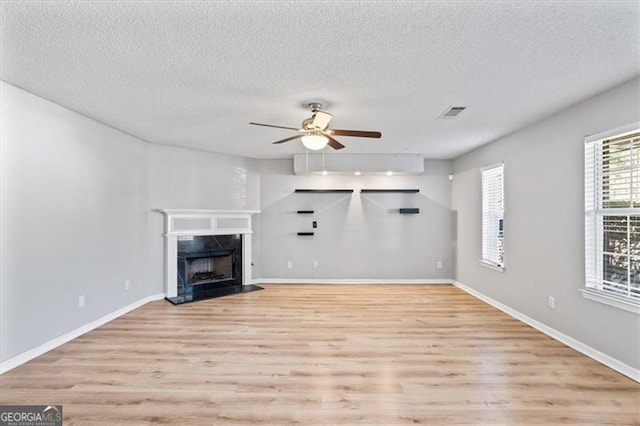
[301,134,329,150]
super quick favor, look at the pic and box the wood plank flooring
[1,285,638,425]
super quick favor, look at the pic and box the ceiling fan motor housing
[302,117,315,130]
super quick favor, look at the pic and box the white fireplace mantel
[157,209,260,297]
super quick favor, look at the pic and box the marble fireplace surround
[158,209,259,298]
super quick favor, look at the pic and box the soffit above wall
[293,154,425,176]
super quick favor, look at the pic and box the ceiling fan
[250,102,382,151]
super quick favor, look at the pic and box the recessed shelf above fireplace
[295,189,354,193]
[360,189,419,193]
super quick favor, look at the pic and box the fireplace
[158,209,261,305]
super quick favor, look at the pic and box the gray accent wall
[1,82,151,363]
[257,159,453,280]
[0,82,260,363]
[452,77,640,369]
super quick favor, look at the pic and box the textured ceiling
[1,1,638,159]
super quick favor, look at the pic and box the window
[584,123,640,312]
[481,163,504,270]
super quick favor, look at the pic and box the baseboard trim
[453,280,640,383]
[0,293,166,375]
[255,278,452,285]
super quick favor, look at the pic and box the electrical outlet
[125,280,131,290]
[548,296,555,309]
[436,260,443,269]
[287,261,293,269]
[78,295,85,308]
[313,260,318,268]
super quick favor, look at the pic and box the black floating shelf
[295,189,354,193]
[360,189,420,193]
[297,232,315,236]
[297,210,314,214]
[399,208,420,214]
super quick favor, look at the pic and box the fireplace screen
[178,250,234,286]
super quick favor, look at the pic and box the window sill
[479,260,504,273]
[580,288,640,315]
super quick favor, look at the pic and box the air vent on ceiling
[438,106,466,119]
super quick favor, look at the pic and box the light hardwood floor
[1,285,638,425]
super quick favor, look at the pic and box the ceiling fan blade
[330,129,382,138]
[272,134,304,145]
[311,111,332,130]
[250,122,300,131]
[326,136,345,150]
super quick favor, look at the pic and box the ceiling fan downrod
[308,102,323,113]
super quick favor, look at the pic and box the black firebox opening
[169,234,256,304]
[178,249,235,286]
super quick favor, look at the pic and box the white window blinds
[585,128,640,302]
[481,164,504,267]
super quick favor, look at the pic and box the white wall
[257,159,453,280]
[0,82,261,364]
[452,77,640,370]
